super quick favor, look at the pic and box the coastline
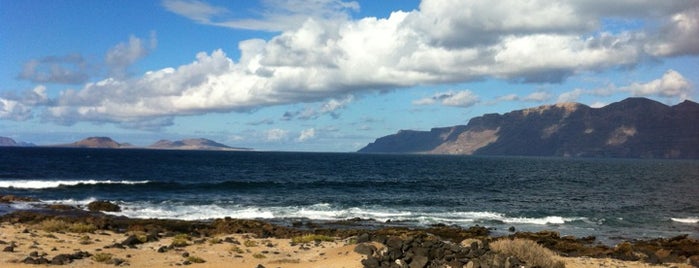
[1,198,697,267]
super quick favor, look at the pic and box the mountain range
[359,97,699,159]
[0,136,249,151]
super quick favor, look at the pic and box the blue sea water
[1,147,698,244]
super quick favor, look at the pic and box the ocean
[1,147,698,244]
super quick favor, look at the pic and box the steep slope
[359,98,699,159]
[0,137,19,147]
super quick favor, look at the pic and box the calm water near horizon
[1,147,698,245]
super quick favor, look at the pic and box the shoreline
[1,198,698,267]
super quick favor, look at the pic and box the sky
[1,0,697,151]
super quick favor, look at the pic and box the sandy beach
[1,219,695,268]
[1,222,365,268]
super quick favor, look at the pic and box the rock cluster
[86,200,121,212]
[0,195,38,203]
[355,233,527,268]
[511,231,699,266]
[22,251,91,265]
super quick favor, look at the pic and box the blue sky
[1,0,697,151]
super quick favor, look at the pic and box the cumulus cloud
[557,88,585,103]
[17,54,90,84]
[106,32,157,78]
[645,7,699,57]
[413,90,480,107]
[265,128,289,141]
[282,95,353,120]
[8,0,698,128]
[523,91,552,102]
[620,70,692,99]
[555,70,693,103]
[297,128,315,141]
[163,0,359,32]
[0,98,32,121]
[0,86,49,121]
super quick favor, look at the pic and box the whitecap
[671,217,699,224]
[0,180,150,189]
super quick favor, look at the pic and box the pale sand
[560,256,694,268]
[1,222,363,268]
[1,222,693,268]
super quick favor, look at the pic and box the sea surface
[1,147,698,244]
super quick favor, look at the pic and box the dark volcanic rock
[359,98,699,159]
[354,243,376,256]
[121,235,145,248]
[0,195,39,203]
[87,200,121,212]
[55,251,91,264]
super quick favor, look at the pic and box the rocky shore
[1,197,697,267]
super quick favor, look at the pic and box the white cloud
[645,7,699,57]
[0,86,49,121]
[297,128,315,142]
[590,101,607,108]
[554,69,693,105]
[17,54,89,84]
[282,95,353,120]
[523,91,552,102]
[496,94,519,102]
[10,0,698,128]
[106,32,157,78]
[441,91,480,107]
[163,0,359,32]
[162,0,228,24]
[0,98,32,121]
[620,69,692,99]
[557,88,585,103]
[413,90,480,107]
[265,128,289,141]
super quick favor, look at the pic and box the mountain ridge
[0,136,250,151]
[359,98,699,159]
[149,138,250,151]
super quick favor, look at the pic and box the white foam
[0,180,150,189]
[108,203,276,221]
[42,198,98,206]
[503,216,578,225]
[671,217,699,224]
[85,201,585,226]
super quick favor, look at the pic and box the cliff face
[359,98,699,159]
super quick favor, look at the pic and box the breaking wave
[0,180,150,189]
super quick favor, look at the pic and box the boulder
[354,243,376,256]
[87,200,121,212]
[50,254,72,265]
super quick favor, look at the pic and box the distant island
[0,137,35,147]
[148,138,250,151]
[0,136,251,151]
[359,97,699,159]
